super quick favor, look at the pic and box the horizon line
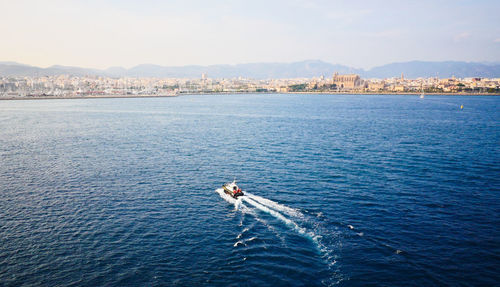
[2,59,500,71]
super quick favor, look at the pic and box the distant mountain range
[1,60,499,79]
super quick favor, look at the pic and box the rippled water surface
[1,94,499,286]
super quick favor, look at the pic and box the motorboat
[222,180,244,198]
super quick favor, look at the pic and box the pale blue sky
[1,0,499,69]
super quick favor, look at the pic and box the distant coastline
[3,70,499,98]
[1,91,498,101]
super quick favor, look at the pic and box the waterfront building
[332,73,361,89]
[366,80,385,92]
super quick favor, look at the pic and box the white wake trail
[245,192,304,218]
[242,196,319,244]
[216,188,285,244]
[217,188,338,275]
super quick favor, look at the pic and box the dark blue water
[0,94,499,286]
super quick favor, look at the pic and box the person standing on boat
[233,186,241,195]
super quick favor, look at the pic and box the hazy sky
[1,0,499,69]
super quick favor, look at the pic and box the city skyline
[1,0,499,69]
[3,71,499,100]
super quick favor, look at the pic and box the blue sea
[0,94,499,286]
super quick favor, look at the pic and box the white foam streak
[236,227,249,239]
[245,192,303,218]
[215,188,253,214]
[216,188,326,252]
[217,188,287,243]
[242,197,318,244]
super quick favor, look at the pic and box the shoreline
[0,91,499,101]
[0,94,180,101]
